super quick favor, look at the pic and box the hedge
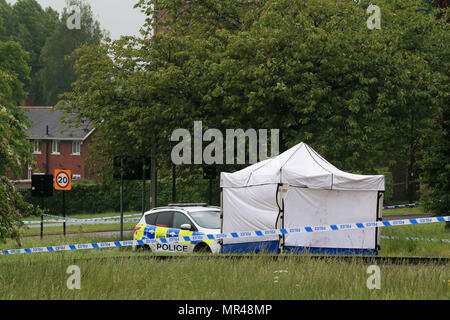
[21,176,220,217]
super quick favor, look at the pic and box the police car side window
[145,213,158,225]
[155,211,173,228]
[173,212,194,229]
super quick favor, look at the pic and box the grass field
[19,211,139,237]
[1,207,448,300]
[0,239,448,299]
[382,207,425,215]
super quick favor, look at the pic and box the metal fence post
[40,214,43,239]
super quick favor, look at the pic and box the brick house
[13,106,96,183]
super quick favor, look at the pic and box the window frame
[33,140,42,154]
[154,210,174,228]
[173,211,197,231]
[52,140,60,155]
[144,212,158,225]
[72,141,81,155]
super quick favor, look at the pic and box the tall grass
[0,253,448,299]
[0,222,449,300]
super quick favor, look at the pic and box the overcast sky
[7,0,148,40]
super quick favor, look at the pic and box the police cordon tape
[43,213,142,220]
[383,203,420,209]
[380,235,450,243]
[22,213,142,225]
[2,215,449,255]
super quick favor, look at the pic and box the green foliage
[0,0,103,105]
[374,168,393,201]
[20,173,217,216]
[63,0,448,182]
[0,106,35,243]
[39,0,104,105]
[0,40,30,109]
[418,113,450,228]
[0,0,60,105]
[0,39,35,242]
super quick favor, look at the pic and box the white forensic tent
[220,142,385,254]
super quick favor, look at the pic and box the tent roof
[220,142,385,191]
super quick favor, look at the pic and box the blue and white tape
[2,215,449,255]
[22,213,142,225]
[383,203,421,209]
[380,235,450,243]
[42,213,142,220]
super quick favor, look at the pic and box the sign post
[54,170,72,236]
[31,174,53,239]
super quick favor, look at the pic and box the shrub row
[21,176,219,217]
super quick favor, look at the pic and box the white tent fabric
[220,142,385,191]
[220,142,385,252]
[222,184,279,244]
[283,188,380,249]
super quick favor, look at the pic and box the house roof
[20,106,94,141]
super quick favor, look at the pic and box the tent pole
[220,187,223,254]
[375,191,384,255]
[275,183,284,254]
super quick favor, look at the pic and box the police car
[132,203,221,253]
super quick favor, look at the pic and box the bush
[374,168,393,202]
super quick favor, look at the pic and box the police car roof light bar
[167,203,208,207]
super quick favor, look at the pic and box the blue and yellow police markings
[133,224,214,252]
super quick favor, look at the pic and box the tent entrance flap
[221,184,280,247]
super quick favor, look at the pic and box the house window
[33,140,42,154]
[52,140,60,154]
[72,141,81,155]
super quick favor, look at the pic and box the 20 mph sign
[54,169,72,191]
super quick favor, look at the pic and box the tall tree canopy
[0,0,104,105]
[0,37,34,242]
[63,0,448,175]
[0,0,59,105]
[39,0,104,105]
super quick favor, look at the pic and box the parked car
[132,203,221,253]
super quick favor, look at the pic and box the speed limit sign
[54,169,72,191]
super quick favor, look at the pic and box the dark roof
[20,106,94,141]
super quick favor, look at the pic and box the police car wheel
[194,243,212,253]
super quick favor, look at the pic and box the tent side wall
[283,188,379,254]
[221,184,280,253]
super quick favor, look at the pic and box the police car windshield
[189,210,221,229]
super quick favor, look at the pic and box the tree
[417,92,449,228]
[0,38,35,242]
[1,0,60,105]
[0,105,36,243]
[39,0,104,105]
[0,39,31,122]
[62,0,448,182]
